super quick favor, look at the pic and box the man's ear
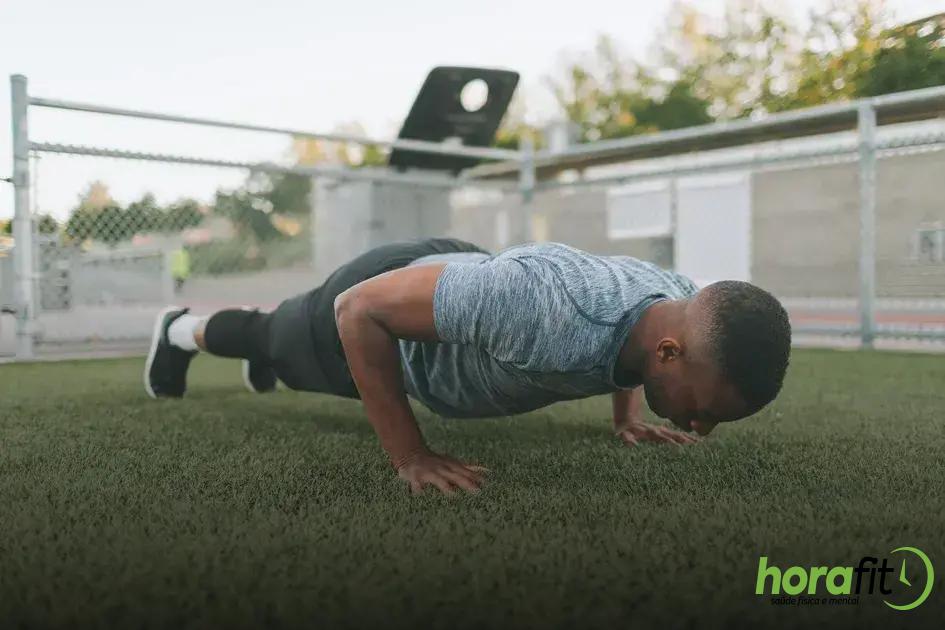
[656,338,683,363]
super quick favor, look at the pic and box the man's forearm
[612,387,643,431]
[335,297,426,467]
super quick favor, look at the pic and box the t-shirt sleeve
[434,260,520,344]
[432,259,549,366]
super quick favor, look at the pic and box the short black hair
[701,281,791,413]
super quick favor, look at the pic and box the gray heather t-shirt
[399,242,698,418]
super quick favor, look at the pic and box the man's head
[641,281,791,435]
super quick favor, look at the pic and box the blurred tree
[292,122,389,170]
[64,209,94,243]
[357,144,388,167]
[1,215,59,236]
[82,180,113,210]
[292,136,329,166]
[494,93,543,150]
[36,214,59,234]
[163,199,203,231]
[213,187,282,243]
[125,193,163,235]
[65,203,130,245]
[64,189,204,245]
[264,173,312,216]
[770,0,890,111]
[494,123,542,150]
[550,0,940,131]
[630,80,713,132]
[95,204,133,245]
[857,13,945,96]
[655,0,801,118]
[547,34,714,142]
[65,182,116,244]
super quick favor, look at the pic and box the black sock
[203,308,272,364]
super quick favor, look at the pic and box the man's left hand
[616,421,700,446]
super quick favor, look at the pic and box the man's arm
[334,263,486,495]
[611,388,699,446]
[612,387,644,433]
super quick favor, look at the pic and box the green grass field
[1,348,943,629]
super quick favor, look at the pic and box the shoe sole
[144,305,180,400]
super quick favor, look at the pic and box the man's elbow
[336,286,386,333]
[334,288,365,327]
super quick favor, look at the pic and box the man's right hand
[396,448,489,496]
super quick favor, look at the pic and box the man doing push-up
[145,238,791,495]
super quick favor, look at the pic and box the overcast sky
[1,0,942,220]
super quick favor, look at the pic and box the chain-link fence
[2,74,520,359]
[5,74,945,360]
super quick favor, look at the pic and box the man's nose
[691,420,717,436]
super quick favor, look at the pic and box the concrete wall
[448,188,672,267]
[313,179,451,282]
[751,150,945,298]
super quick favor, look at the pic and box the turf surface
[1,348,943,629]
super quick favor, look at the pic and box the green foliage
[187,222,311,275]
[65,203,128,245]
[60,168,310,273]
[765,0,888,112]
[187,169,313,274]
[548,34,716,142]
[630,80,713,133]
[164,199,203,231]
[124,193,163,233]
[656,0,800,119]
[356,144,388,167]
[264,173,312,216]
[494,94,544,150]
[554,0,944,135]
[212,188,282,243]
[36,214,59,235]
[186,238,267,275]
[64,191,204,246]
[1,215,58,236]
[858,15,945,96]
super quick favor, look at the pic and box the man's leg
[145,238,490,400]
[144,306,277,399]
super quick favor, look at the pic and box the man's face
[641,339,749,435]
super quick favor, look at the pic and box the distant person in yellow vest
[171,248,191,294]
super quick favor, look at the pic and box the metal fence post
[857,102,877,349]
[518,136,536,244]
[11,74,36,359]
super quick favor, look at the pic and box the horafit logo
[756,547,934,611]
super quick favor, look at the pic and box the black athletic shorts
[266,237,490,398]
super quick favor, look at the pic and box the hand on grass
[617,421,700,447]
[396,448,489,496]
